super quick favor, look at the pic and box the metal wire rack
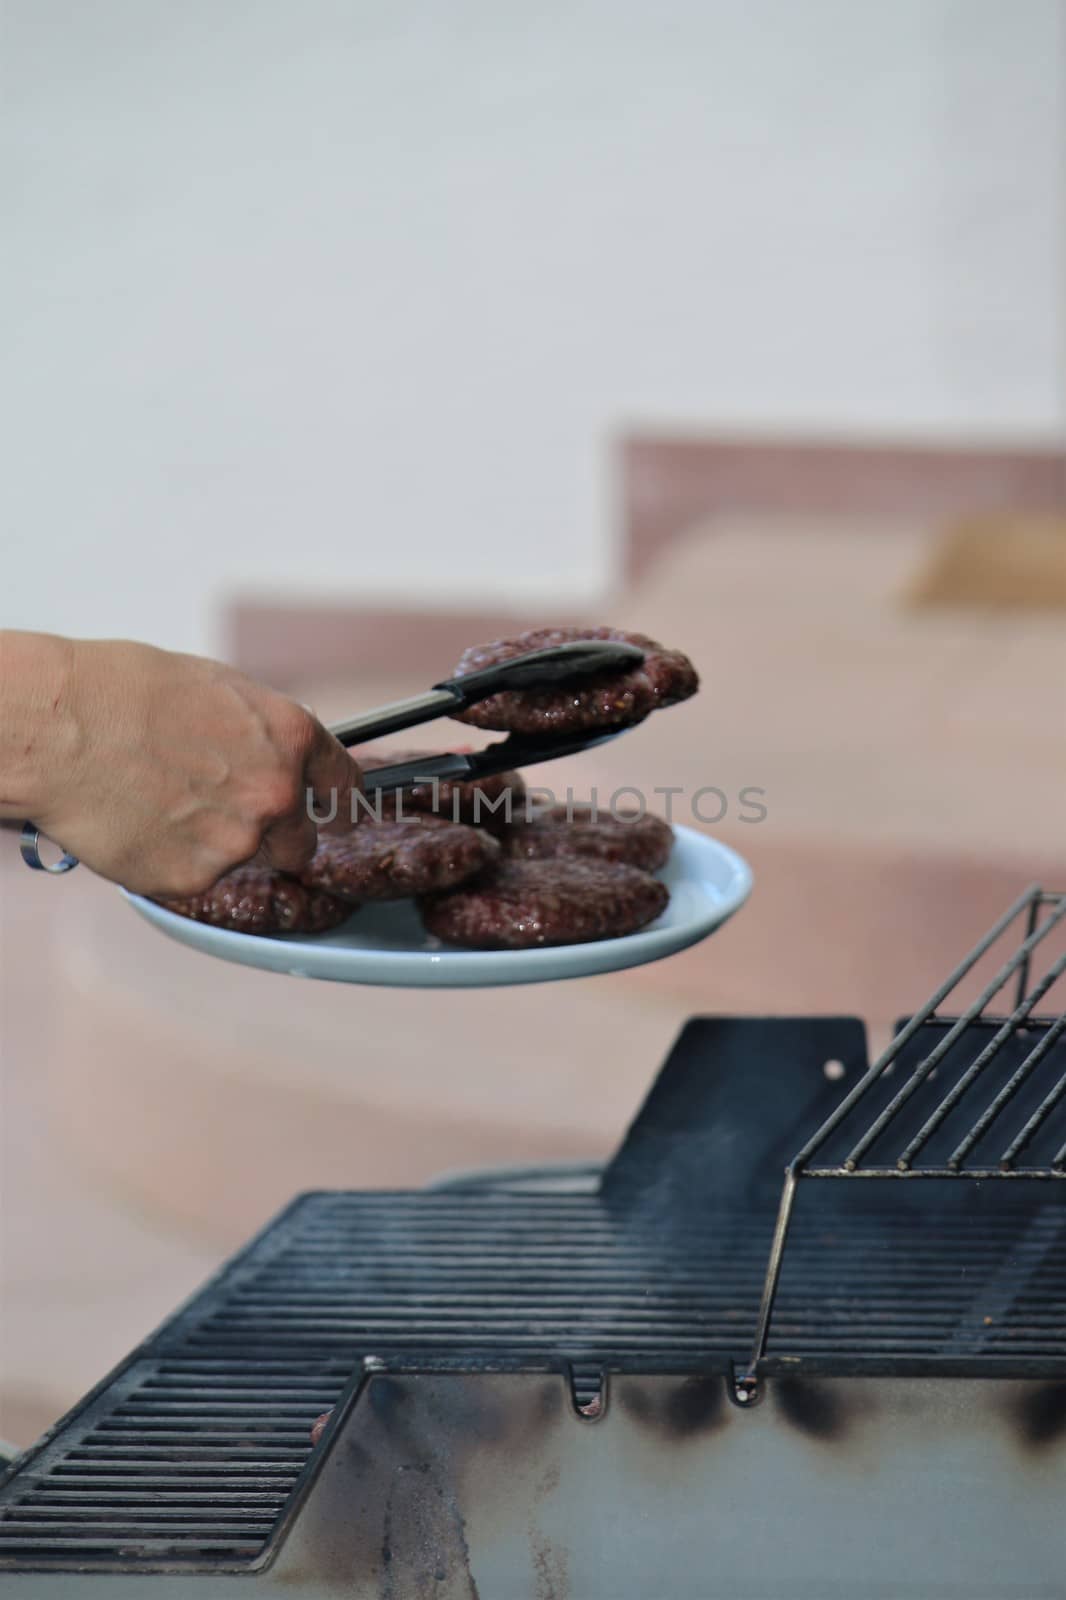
[736,885,1066,1402]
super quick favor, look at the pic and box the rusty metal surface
[0,1374,1063,1596]
[262,1371,1066,1599]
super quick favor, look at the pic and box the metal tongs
[20,639,644,871]
[335,638,645,793]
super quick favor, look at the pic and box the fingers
[304,723,362,833]
[258,808,319,874]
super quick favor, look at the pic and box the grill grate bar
[198,1285,1063,1323]
[16,1475,302,1491]
[14,1493,290,1508]
[948,1011,1066,1168]
[66,1441,308,1456]
[87,1431,312,1445]
[111,1405,337,1418]
[0,1519,275,1534]
[1003,1072,1066,1168]
[803,1167,1066,1180]
[0,1538,265,1556]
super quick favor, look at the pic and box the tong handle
[329,688,459,748]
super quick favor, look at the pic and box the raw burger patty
[155,867,351,935]
[360,747,526,825]
[449,625,698,735]
[301,816,499,902]
[501,804,673,871]
[419,858,669,949]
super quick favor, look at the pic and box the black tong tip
[438,639,645,705]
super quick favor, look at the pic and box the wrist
[0,632,80,818]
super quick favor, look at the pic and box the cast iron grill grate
[179,1193,1064,1364]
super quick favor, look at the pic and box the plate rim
[122,825,753,987]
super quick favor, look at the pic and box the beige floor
[2,516,1065,1448]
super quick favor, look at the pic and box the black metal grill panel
[4,1186,1064,1569]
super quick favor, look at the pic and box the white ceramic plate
[123,825,752,989]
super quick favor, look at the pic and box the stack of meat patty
[155,626,697,950]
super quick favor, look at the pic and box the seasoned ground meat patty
[449,625,698,735]
[360,747,526,826]
[301,816,499,902]
[419,858,669,949]
[501,804,674,871]
[155,867,352,935]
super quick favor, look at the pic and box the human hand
[3,635,360,895]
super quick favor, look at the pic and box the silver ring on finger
[20,823,80,874]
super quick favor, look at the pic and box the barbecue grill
[1,890,1064,1597]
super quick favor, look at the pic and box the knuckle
[203,815,261,864]
[274,699,315,754]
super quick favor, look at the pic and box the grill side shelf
[0,1358,350,1570]
[0,1192,349,1573]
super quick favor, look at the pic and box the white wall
[3,0,1063,656]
